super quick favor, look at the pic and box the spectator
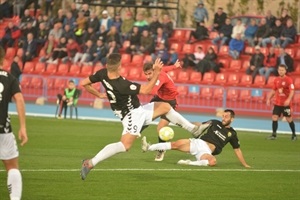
[259,47,277,83]
[62,24,76,40]
[20,9,34,30]
[39,34,57,63]
[187,21,209,43]
[193,2,209,24]
[21,0,39,18]
[42,15,51,30]
[10,56,22,81]
[149,14,162,35]
[212,7,227,31]
[64,37,81,63]
[0,22,21,48]
[151,42,169,64]
[243,19,258,47]
[52,9,66,26]
[75,11,87,37]
[278,18,297,48]
[133,12,149,33]
[182,46,205,69]
[92,39,107,65]
[0,0,12,18]
[161,14,173,38]
[45,0,54,16]
[246,46,265,81]
[112,13,122,32]
[106,26,122,47]
[102,40,119,64]
[253,18,270,46]
[63,11,76,30]
[47,36,67,64]
[81,4,90,18]
[279,8,291,26]
[276,47,294,73]
[13,0,24,17]
[70,2,79,19]
[82,26,98,44]
[87,11,100,33]
[96,25,108,43]
[196,46,219,74]
[99,10,112,31]
[49,22,63,43]
[265,10,276,28]
[212,18,233,50]
[139,29,154,54]
[153,27,168,50]
[126,26,141,55]
[20,21,37,42]
[36,22,49,46]
[261,19,283,47]
[231,19,245,39]
[228,33,244,60]
[167,48,178,65]
[121,11,134,40]
[73,39,96,66]
[22,33,37,64]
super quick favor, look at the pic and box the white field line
[0,168,300,172]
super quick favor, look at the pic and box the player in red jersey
[143,60,181,161]
[266,64,296,140]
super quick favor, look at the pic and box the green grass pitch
[0,116,299,200]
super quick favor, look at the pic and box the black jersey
[200,119,240,155]
[0,69,21,133]
[89,68,141,120]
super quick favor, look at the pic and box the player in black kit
[80,53,209,180]
[142,109,251,168]
[0,47,28,199]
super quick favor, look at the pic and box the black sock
[289,121,296,136]
[272,121,278,136]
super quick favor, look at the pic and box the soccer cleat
[177,159,191,165]
[154,151,165,162]
[141,136,150,152]
[267,134,277,140]
[80,159,93,180]
[291,135,297,141]
[192,121,212,138]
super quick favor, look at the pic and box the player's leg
[154,118,170,161]
[268,105,281,139]
[283,106,297,141]
[146,138,191,152]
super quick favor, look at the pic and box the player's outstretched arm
[80,78,107,98]
[234,148,251,168]
[140,58,163,94]
[14,93,28,146]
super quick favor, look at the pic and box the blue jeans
[229,50,240,60]
[243,36,255,47]
[259,67,276,83]
[261,37,277,47]
[212,36,229,48]
[280,38,294,48]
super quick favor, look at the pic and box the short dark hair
[107,53,121,71]
[278,64,288,70]
[224,109,235,118]
[143,62,153,72]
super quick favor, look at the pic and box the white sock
[165,108,196,132]
[188,160,209,166]
[148,142,171,151]
[91,142,126,166]
[7,169,22,200]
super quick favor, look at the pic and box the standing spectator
[253,18,270,46]
[265,10,276,28]
[47,36,67,64]
[133,12,149,33]
[139,29,154,54]
[112,13,122,32]
[276,47,294,73]
[45,0,54,16]
[243,19,258,47]
[21,0,39,18]
[126,26,141,55]
[259,47,277,83]
[39,34,57,63]
[228,33,244,60]
[149,14,161,35]
[212,7,227,31]
[193,2,209,24]
[279,9,291,26]
[187,21,208,43]
[182,46,205,69]
[231,19,245,39]
[266,64,296,140]
[87,11,100,33]
[161,14,173,38]
[10,56,22,81]
[246,46,265,81]
[0,22,21,48]
[196,46,219,74]
[121,11,134,40]
[261,19,283,47]
[212,18,233,50]
[278,19,297,48]
[99,10,112,31]
[22,33,37,64]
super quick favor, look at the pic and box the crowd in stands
[0,0,299,88]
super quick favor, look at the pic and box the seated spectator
[73,39,96,66]
[259,47,277,83]
[10,56,22,81]
[187,21,209,43]
[20,21,37,44]
[134,12,149,33]
[82,26,98,44]
[0,0,12,18]
[196,46,219,74]
[22,33,37,64]
[246,46,265,81]
[102,40,119,64]
[47,36,67,64]
[166,48,178,65]
[96,25,108,43]
[0,22,21,48]
[151,42,169,64]
[45,0,54,16]
[36,22,49,46]
[149,14,161,35]
[276,47,294,73]
[81,3,90,18]
[212,18,232,50]
[99,10,112,31]
[13,0,24,17]
[243,19,258,47]
[42,15,51,30]
[63,11,76,30]
[49,22,63,43]
[182,46,205,69]
[19,9,34,30]
[228,33,244,60]
[70,2,79,18]
[139,29,154,54]
[126,26,141,55]
[21,0,39,18]
[106,26,122,47]
[64,37,81,63]
[87,11,100,33]
[278,19,297,48]
[74,11,87,38]
[153,27,168,49]
[161,14,173,38]
[253,18,270,46]
[62,24,76,40]
[265,10,276,28]
[51,9,66,26]
[121,11,134,40]
[231,19,245,39]
[212,7,227,31]
[261,19,283,47]
[39,34,57,63]
[112,13,122,33]
[92,39,107,65]
[279,8,291,26]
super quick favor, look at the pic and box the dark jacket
[276,54,294,72]
[219,24,233,38]
[213,12,227,28]
[250,53,265,68]
[269,25,283,38]
[22,39,37,56]
[10,62,22,80]
[255,24,270,38]
[281,26,297,41]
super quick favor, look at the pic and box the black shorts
[150,95,177,121]
[272,105,292,117]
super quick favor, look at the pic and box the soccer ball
[159,127,174,141]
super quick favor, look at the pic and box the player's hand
[174,60,182,68]
[266,99,270,106]
[153,58,163,72]
[19,127,28,146]
[283,99,290,107]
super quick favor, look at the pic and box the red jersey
[151,66,178,100]
[272,75,294,106]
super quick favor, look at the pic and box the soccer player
[266,64,296,140]
[143,60,181,161]
[79,53,208,180]
[142,109,251,168]
[0,47,28,200]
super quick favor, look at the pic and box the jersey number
[107,90,116,103]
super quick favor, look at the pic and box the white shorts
[189,138,212,161]
[121,103,154,136]
[0,133,19,160]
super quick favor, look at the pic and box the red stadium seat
[30,77,43,89]
[240,74,253,87]
[214,73,228,85]
[0,29,5,39]
[226,89,239,101]
[23,62,35,74]
[244,46,254,55]
[170,29,186,42]
[2,59,11,71]
[33,62,46,74]
[187,71,202,84]
[184,30,192,42]
[43,63,58,75]
[228,60,242,72]
[144,55,152,63]
[93,65,103,73]
[201,72,215,84]
[285,48,295,57]
[218,45,229,56]
[200,87,213,99]
[120,67,128,77]
[226,73,240,86]
[252,75,266,88]
[5,47,16,59]
[252,90,266,103]
[293,93,300,106]
[46,78,54,90]
[294,78,300,90]
[80,65,93,77]
[67,64,81,76]
[127,67,142,80]
[218,58,230,69]
[53,78,67,90]
[295,49,300,60]
[293,63,300,74]
[131,54,144,66]
[167,70,178,81]
[209,31,218,39]
[266,76,276,88]
[121,54,131,65]
[213,88,224,100]
[16,48,23,58]
[170,42,182,52]
[20,76,31,88]
[239,89,251,102]
[181,43,194,54]
[56,64,69,76]
[177,85,189,97]
[177,71,190,83]
[119,40,130,53]
[260,47,268,56]
[241,60,250,71]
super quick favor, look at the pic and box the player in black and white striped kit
[0,47,28,200]
[80,53,209,180]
